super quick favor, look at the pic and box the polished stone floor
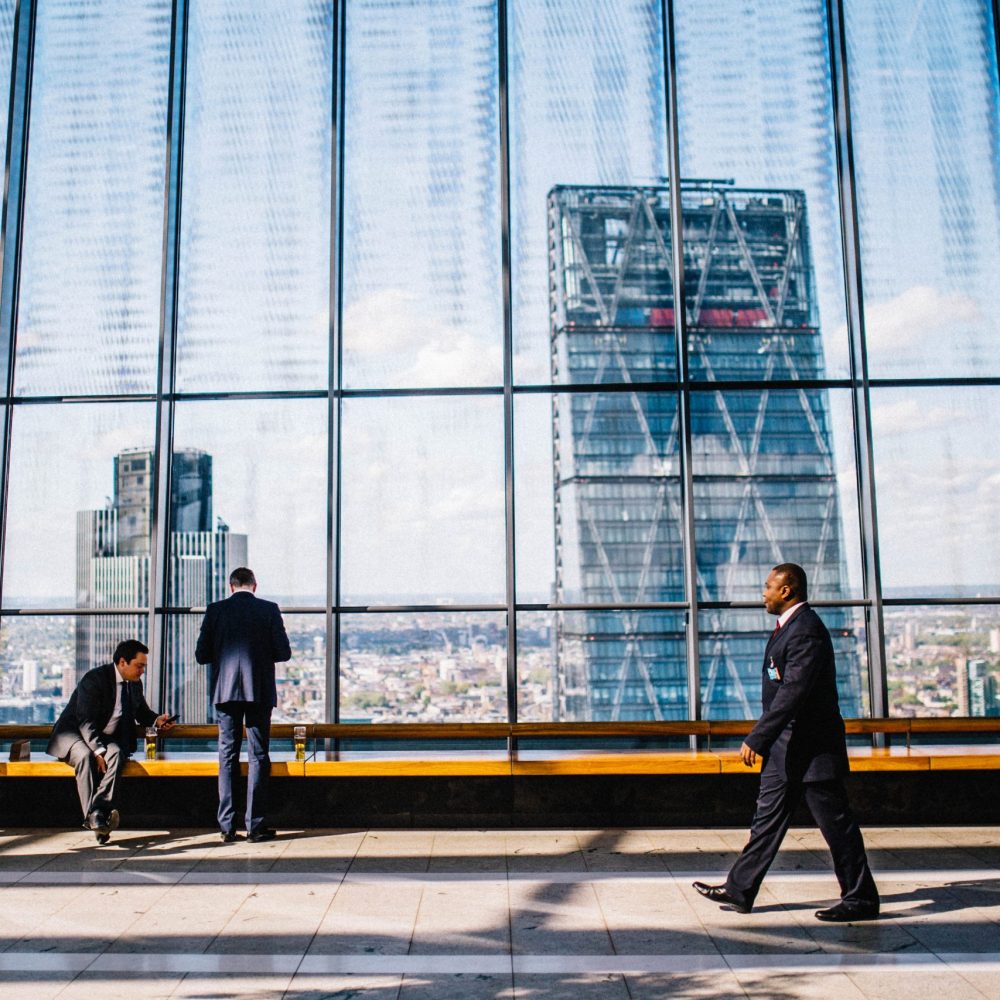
[1,825,999,998]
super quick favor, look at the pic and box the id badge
[767,657,781,682]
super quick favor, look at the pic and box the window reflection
[885,606,1000,718]
[699,607,868,720]
[171,399,328,604]
[342,0,502,389]
[14,0,170,396]
[165,612,325,724]
[846,0,1000,377]
[517,609,687,722]
[175,0,332,392]
[340,612,506,722]
[691,389,862,603]
[0,615,146,725]
[340,396,505,605]
[675,0,851,379]
[3,404,156,609]
[872,388,1000,598]
[509,0,668,384]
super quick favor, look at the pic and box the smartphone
[166,714,180,723]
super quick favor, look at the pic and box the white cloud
[343,288,500,386]
[870,397,957,437]
[856,284,982,352]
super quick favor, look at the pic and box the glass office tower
[548,183,861,720]
[76,448,246,722]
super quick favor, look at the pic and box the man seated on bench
[48,640,176,844]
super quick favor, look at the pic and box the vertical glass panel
[0,614,146,724]
[165,611,324,724]
[509,0,670,384]
[340,611,506,722]
[515,391,684,605]
[14,0,170,395]
[0,0,15,187]
[871,387,1000,598]
[340,395,505,605]
[175,0,332,392]
[675,0,850,380]
[699,607,868,719]
[342,0,502,389]
[2,403,156,608]
[885,605,1000,718]
[846,0,1000,376]
[517,609,687,722]
[170,398,328,605]
[691,389,862,602]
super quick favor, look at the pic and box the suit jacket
[47,663,157,759]
[743,604,849,783]
[195,591,291,708]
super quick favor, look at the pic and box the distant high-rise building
[548,182,862,721]
[76,447,247,721]
[957,658,999,718]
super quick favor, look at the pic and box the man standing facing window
[196,566,291,843]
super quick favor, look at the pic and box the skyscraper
[548,182,862,721]
[76,447,246,721]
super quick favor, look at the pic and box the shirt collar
[113,663,127,684]
[777,601,806,629]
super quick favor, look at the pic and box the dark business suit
[195,591,291,835]
[48,663,157,823]
[723,604,879,910]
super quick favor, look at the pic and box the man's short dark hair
[229,567,257,588]
[773,562,808,601]
[112,639,149,665]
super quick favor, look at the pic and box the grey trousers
[64,739,123,823]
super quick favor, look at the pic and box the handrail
[3,717,1000,744]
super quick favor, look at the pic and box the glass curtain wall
[1,0,999,726]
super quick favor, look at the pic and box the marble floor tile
[0,972,81,1000]
[512,972,630,998]
[397,972,514,998]
[732,971,867,999]
[593,879,719,955]
[844,970,991,1000]
[307,878,423,954]
[284,973,404,998]
[409,879,510,954]
[10,882,175,953]
[207,881,340,954]
[625,970,749,999]
[508,881,613,956]
[169,973,296,999]
[103,883,256,953]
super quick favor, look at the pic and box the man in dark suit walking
[48,639,175,844]
[196,566,291,843]
[693,563,880,921]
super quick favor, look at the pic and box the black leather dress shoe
[692,881,751,914]
[247,828,277,843]
[220,830,237,844]
[815,900,879,922]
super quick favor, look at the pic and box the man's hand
[154,714,176,732]
[739,742,758,767]
[94,752,108,774]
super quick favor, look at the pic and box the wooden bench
[2,719,999,778]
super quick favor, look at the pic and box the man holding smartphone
[48,639,176,844]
